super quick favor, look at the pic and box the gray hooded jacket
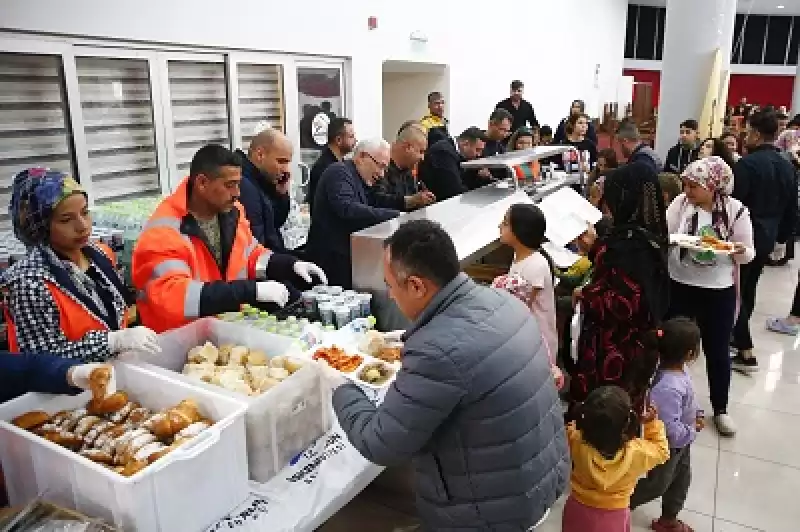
[333,273,569,531]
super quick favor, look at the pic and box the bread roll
[12,411,50,430]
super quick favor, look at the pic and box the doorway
[381,60,449,141]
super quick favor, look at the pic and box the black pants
[732,254,769,351]
[630,446,692,520]
[669,281,737,415]
[791,271,800,318]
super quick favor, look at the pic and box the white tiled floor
[538,261,800,532]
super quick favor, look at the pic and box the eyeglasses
[366,152,388,171]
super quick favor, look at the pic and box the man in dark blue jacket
[1,352,106,403]
[617,121,663,173]
[731,110,797,373]
[237,129,293,253]
[306,139,400,288]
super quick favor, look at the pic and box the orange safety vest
[5,243,125,352]
[132,178,268,333]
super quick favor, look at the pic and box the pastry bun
[87,391,129,415]
[12,410,50,430]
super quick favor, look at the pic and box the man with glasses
[370,121,436,211]
[306,138,400,288]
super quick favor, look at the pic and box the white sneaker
[714,413,737,437]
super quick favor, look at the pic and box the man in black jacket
[306,139,400,288]
[496,80,539,134]
[237,129,292,252]
[307,117,356,209]
[664,119,700,174]
[731,110,798,373]
[370,121,436,211]
[417,127,487,201]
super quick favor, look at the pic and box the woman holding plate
[666,156,755,437]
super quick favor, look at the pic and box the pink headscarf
[681,156,735,239]
[776,129,800,160]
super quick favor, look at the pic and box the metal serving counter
[352,144,579,330]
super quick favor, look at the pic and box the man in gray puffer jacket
[330,220,569,531]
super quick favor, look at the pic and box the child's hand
[695,415,706,431]
[642,404,658,423]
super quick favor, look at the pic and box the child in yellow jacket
[563,385,670,532]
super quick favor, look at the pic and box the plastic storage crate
[142,318,331,483]
[0,363,249,532]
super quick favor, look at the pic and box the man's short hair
[539,125,553,137]
[680,119,698,130]
[749,110,779,139]
[789,114,800,128]
[458,127,488,143]
[327,117,352,144]
[777,112,789,121]
[489,108,513,125]
[616,121,640,141]
[510,80,524,91]
[190,144,241,179]
[428,91,443,104]
[384,219,460,287]
[397,120,427,142]
[354,138,390,155]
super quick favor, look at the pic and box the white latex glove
[382,330,406,343]
[68,363,116,396]
[293,261,328,285]
[770,243,787,261]
[317,360,347,390]
[107,326,160,356]
[256,281,290,307]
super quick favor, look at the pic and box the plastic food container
[0,363,249,532]
[142,318,330,484]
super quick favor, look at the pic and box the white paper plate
[669,234,736,255]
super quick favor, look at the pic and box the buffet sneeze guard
[351,145,579,331]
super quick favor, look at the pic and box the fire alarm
[368,16,378,30]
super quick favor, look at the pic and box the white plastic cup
[334,305,351,329]
[318,302,335,327]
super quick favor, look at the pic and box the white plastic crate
[141,318,331,483]
[0,363,249,532]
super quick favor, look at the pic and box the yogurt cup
[358,293,373,317]
[334,305,351,329]
[301,291,316,315]
[318,302,335,327]
[328,286,344,296]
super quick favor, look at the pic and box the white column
[655,0,737,157]
[792,59,800,116]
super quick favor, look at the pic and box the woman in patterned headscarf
[568,162,670,428]
[665,156,755,436]
[0,168,159,362]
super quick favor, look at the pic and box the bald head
[393,122,428,170]
[248,128,293,183]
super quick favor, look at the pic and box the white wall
[0,0,629,138]
[381,69,447,140]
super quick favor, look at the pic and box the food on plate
[358,330,385,356]
[376,346,402,363]
[13,397,212,477]
[357,362,395,386]
[181,341,304,396]
[700,234,735,251]
[312,346,363,373]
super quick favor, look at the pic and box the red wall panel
[622,69,795,110]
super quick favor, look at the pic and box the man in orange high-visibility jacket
[132,144,327,334]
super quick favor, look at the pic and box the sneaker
[714,413,737,437]
[731,354,759,373]
[766,317,800,336]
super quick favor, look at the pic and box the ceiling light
[777,5,785,8]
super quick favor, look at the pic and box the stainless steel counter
[351,176,578,330]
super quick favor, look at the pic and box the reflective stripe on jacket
[132,177,290,333]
